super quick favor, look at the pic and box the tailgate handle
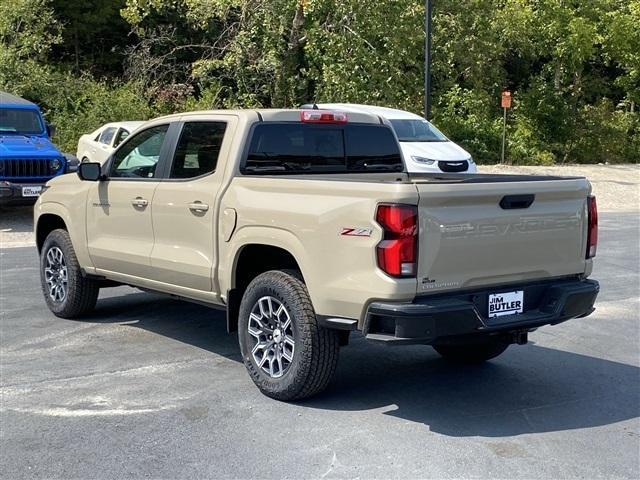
[500,194,535,210]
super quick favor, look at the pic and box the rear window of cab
[242,123,404,174]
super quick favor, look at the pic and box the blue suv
[1,92,76,205]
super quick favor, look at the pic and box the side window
[170,122,227,179]
[110,125,168,179]
[113,128,130,148]
[98,127,116,145]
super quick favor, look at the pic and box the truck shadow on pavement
[87,289,639,438]
[312,335,640,437]
[86,290,242,363]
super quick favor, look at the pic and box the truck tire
[238,270,340,401]
[40,229,99,318]
[433,339,509,364]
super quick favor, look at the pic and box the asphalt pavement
[1,211,639,479]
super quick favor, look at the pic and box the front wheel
[40,229,99,318]
[238,270,340,401]
[433,338,509,364]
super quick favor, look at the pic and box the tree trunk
[554,61,562,92]
[274,1,306,107]
[74,27,80,73]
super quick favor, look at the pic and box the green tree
[50,0,130,74]
[1,0,637,163]
[0,0,61,94]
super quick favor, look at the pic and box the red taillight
[300,110,348,124]
[376,204,418,277]
[587,195,598,258]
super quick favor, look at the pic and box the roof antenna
[312,102,319,110]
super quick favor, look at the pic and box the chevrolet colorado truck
[34,109,599,400]
[1,92,77,205]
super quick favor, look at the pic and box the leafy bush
[432,86,503,164]
[570,100,639,164]
[9,70,161,152]
[41,77,162,153]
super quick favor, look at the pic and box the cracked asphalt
[1,166,639,479]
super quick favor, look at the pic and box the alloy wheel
[44,246,68,303]
[247,296,295,378]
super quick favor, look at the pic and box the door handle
[500,194,535,210]
[188,201,209,213]
[131,197,148,208]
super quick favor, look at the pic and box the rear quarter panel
[219,176,420,322]
[76,135,91,160]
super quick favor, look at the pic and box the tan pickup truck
[34,109,599,400]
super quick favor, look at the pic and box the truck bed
[235,170,592,297]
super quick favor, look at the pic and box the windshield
[389,119,447,142]
[0,108,44,134]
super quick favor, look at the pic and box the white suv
[306,103,477,174]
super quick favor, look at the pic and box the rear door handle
[189,201,209,213]
[131,197,148,208]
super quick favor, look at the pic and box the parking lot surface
[1,166,639,479]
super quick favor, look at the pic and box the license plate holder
[488,290,524,318]
[22,186,43,197]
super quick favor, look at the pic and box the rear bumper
[0,181,45,205]
[363,278,599,345]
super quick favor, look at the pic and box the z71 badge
[340,227,372,237]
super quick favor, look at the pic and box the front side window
[110,125,168,179]
[99,127,117,145]
[170,122,227,179]
[0,108,43,134]
[244,123,403,174]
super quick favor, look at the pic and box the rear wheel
[238,270,340,401]
[40,229,99,318]
[433,338,509,364]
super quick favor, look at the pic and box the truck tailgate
[413,177,590,294]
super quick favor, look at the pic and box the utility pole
[501,107,507,164]
[424,0,433,120]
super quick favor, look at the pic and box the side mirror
[46,122,56,138]
[77,162,102,181]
